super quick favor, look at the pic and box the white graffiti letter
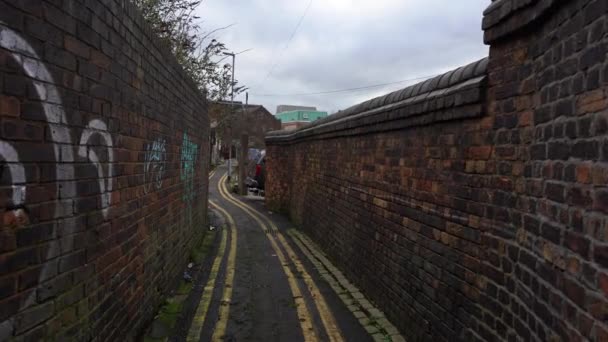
[0,141,26,206]
[0,27,76,307]
[79,119,114,218]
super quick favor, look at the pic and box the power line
[256,0,313,88]
[250,73,440,97]
[282,0,313,50]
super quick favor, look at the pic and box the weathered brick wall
[481,1,608,340]
[0,1,209,340]
[266,1,608,341]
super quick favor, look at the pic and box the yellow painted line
[210,201,237,341]
[218,178,343,341]
[187,212,227,342]
[219,174,344,342]
[273,232,343,342]
[209,169,217,179]
[290,230,405,342]
[217,174,319,342]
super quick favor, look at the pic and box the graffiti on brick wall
[0,141,25,206]
[0,28,114,220]
[0,27,116,314]
[78,119,114,219]
[181,132,199,201]
[0,26,74,318]
[0,5,210,335]
[181,132,198,223]
[0,27,76,227]
[0,141,28,226]
[144,137,167,194]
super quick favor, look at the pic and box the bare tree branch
[133,0,243,103]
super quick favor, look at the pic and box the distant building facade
[238,105,282,147]
[276,104,317,114]
[276,110,328,131]
[209,101,281,162]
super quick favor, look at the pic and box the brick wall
[266,1,608,341]
[0,0,209,340]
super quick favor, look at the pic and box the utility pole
[223,52,236,181]
[222,49,252,183]
[240,133,248,195]
[238,93,250,196]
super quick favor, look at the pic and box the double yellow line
[217,173,344,342]
[187,168,236,341]
[209,201,237,340]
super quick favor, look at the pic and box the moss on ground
[157,299,183,327]
[190,229,216,264]
[143,336,165,342]
[143,228,217,341]
[176,281,193,295]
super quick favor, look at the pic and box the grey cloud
[197,0,491,114]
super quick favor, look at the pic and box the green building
[275,110,328,123]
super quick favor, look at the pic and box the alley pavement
[175,165,403,342]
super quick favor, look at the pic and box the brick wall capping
[482,0,562,44]
[266,58,488,144]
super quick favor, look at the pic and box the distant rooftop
[276,110,328,123]
[267,57,488,142]
[276,104,317,114]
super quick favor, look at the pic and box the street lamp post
[222,49,252,183]
[223,52,236,181]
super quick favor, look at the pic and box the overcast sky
[195,0,490,114]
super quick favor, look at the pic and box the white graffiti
[0,27,76,203]
[0,141,25,206]
[0,26,76,315]
[144,138,166,194]
[78,119,114,218]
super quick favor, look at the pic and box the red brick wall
[266,1,608,341]
[0,1,209,340]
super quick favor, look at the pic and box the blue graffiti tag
[180,132,199,205]
[144,138,166,194]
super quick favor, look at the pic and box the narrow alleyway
[176,165,403,342]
